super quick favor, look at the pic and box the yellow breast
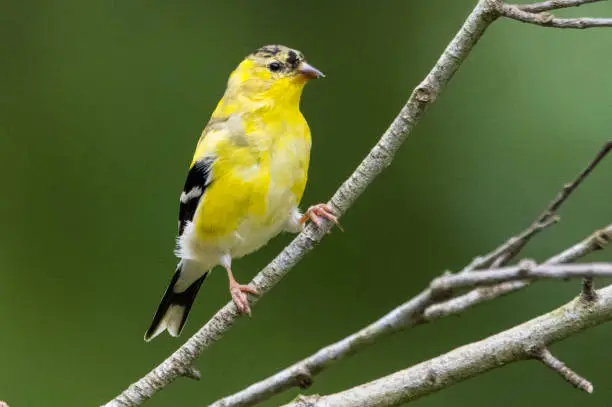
[191,106,310,249]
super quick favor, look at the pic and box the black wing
[178,157,214,236]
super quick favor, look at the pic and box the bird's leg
[227,269,258,316]
[299,203,343,231]
[221,255,257,315]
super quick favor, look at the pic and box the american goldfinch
[144,45,339,341]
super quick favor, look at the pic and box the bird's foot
[299,203,343,231]
[229,281,258,316]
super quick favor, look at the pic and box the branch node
[581,277,598,302]
[537,11,555,23]
[426,368,439,385]
[294,367,314,389]
[518,259,537,276]
[593,229,611,250]
[541,214,560,228]
[485,0,504,16]
[414,86,435,103]
[430,273,455,297]
[536,348,593,394]
[524,343,541,357]
[179,366,201,381]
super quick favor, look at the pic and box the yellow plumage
[191,60,311,244]
[145,45,336,341]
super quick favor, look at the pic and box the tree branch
[283,284,612,407]
[102,2,501,406]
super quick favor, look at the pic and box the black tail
[144,262,208,341]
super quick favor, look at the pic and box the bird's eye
[268,62,282,72]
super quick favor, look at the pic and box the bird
[144,44,340,341]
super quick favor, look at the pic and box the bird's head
[223,45,324,107]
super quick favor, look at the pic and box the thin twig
[427,224,612,319]
[484,141,612,268]
[502,4,612,28]
[530,142,611,215]
[517,0,605,13]
[535,348,594,393]
[283,284,612,406]
[460,216,557,273]
[431,261,612,292]
[440,142,612,319]
[102,1,502,406]
[547,225,612,264]
[424,281,527,319]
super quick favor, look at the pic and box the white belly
[230,217,286,258]
[177,191,296,266]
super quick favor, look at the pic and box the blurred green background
[2,0,612,406]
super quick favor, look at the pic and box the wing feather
[178,157,214,236]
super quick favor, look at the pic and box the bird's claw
[299,203,343,231]
[230,283,258,316]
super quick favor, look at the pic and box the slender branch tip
[536,348,594,394]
